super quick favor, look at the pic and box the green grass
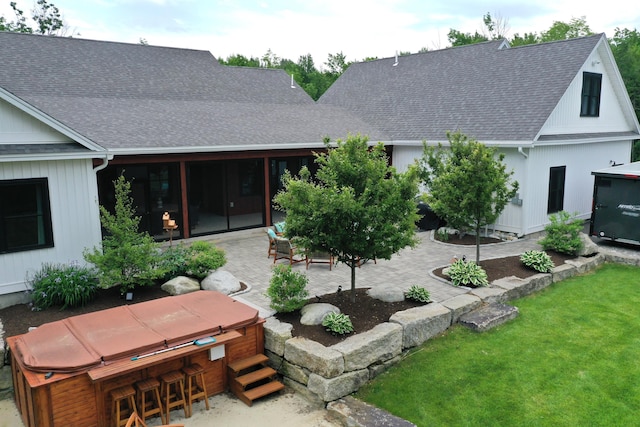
[356,264,640,426]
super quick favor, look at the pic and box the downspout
[517,146,528,159]
[93,154,113,172]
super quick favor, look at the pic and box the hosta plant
[520,250,554,273]
[322,312,354,335]
[405,285,431,303]
[448,259,488,287]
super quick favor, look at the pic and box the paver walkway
[204,228,550,317]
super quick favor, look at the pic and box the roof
[319,35,605,142]
[0,32,386,153]
[592,161,640,178]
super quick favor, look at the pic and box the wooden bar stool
[160,370,187,424]
[182,363,210,417]
[134,378,165,425]
[111,385,137,427]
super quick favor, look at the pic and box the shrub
[28,262,98,310]
[520,250,554,273]
[435,228,450,242]
[184,241,227,280]
[448,259,488,287]
[406,285,431,303]
[156,244,191,281]
[538,211,584,255]
[84,174,160,294]
[322,312,354,335]
[265,264,309,313]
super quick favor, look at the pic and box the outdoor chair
[305,249,334,270]
[273,237,304,265]
[266,228,278,258]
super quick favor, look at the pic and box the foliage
[405,285,431,303]
[265,264,309,313]
[520,250,554,273]
[447,260,488,287]
[28,262,98,310]
[274,134,420,302]
[418,131,518,263]
[356,264,640,426]
[538,211,584,255]
[322,312,354,335]
[0,0,65,35]
[540,17,593,42]
[609,28,640,122]
[157,241,226,281]
[84,174,161,294]
[435,229,449,242]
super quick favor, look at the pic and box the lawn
[355,263,640,426]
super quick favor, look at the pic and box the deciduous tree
[419,131,519,263]
[274,134,420,302]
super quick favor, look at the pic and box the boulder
[201,270,241,295]
[367,286,405,303]
[161,276,200,295]
[300,303,340,325]
[577,232,599,256]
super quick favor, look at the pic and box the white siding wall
[391,145,422,173]
[0,160,102,295]
[0,100,69,144]
[542,51,633,135]
[522,141,631,234]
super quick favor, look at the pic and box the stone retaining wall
[263,252,632,404]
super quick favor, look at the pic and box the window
[581,72,602,117]
[547,166,566,214]
[0,178,54,253]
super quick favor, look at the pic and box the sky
[1,0,638,68]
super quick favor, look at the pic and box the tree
[84,174,160,294]
[274,134,420,302]
[540,16,593,42]
[609,27,640,123]
[419,131,519,263]
[0,0,65,35]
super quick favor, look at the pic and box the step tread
[234,367,277,388]
[228,354,269,374]
[243,381,285,402]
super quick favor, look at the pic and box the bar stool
[135,378,165,425]
[182,363,210,417]
[160,370,187,424]
[110,385,137,427]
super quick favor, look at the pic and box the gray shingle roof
[319,35,604,142]
[0,32,386,151]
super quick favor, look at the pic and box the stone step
[327,396,417,427]
[458,302,519,332]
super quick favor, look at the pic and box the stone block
[264,317,292,356]
[469,286,507,303]
[494,274,552,300]
[280,360,310,385]
[552,263,576,283]
[389,303,452,349]
[331,323,402,371]
[284,337,344,378]
[441,294,482,323]
[566,253,605,274]
[327,396,417,427]
[368,355,402,379]
[282,377,326,408]
[307,370,369,402]
[459,303,519,332]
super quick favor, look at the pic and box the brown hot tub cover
[12,291,259,373]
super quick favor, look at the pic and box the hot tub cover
[12,291,259,373]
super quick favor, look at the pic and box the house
[0,32,384,306]
[1,32,638,306]
[319,34,640,236]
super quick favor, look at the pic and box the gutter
[93,154,114,172]
[518,147,529,158]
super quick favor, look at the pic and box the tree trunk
[475,224,481,263]
[350,256,357,303]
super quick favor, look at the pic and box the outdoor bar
[7,291,265,427]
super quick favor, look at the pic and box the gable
[539,38,640,139]
[0,98,70,144]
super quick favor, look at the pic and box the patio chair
[273,237,304,265]
[305,249,334,270]
[266,228,278,258]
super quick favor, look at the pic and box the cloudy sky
[1,0,637,67]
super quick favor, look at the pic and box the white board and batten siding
[0,159,102,296]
